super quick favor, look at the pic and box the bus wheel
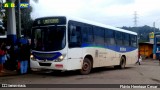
[119,57,126,69]
[80,58,92,75]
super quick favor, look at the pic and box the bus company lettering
[120,47,126,52]
[20,3,29,8]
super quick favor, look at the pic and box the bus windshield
[32,26,66,51]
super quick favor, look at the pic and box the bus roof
[66,16,137,35]
[34,16,137,35]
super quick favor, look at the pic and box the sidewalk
[136,58,160,67]
[0,69,17,77]
[142,58,159,62]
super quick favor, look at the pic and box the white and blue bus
[30,16,138,74]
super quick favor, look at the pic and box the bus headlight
[30,55,36,61]
[59,55,64,60]
[55,54,66,62]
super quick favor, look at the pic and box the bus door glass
[68,24,82,58]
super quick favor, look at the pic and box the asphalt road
[0,59,160,90]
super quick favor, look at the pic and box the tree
[2,0,39,37]
[121,25,160,43]
[15,0,33,37]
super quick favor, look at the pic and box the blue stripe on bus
[32,44,136,60]
[32,52,62,61]
[81,43,137,53]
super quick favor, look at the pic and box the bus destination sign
[33,17,66,26]
[43,19,59,24]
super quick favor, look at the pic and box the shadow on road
[32,66,135,77]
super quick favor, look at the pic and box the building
[139,42,153,59]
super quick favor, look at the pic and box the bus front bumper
[30,59,67,71]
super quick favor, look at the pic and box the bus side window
[105,29,115,45]
[95,27,104,46]
[123,33,129,46]
[69,25,81,47]
[82,27,88,42]
[82,25,93,43]
[76,26,82,44]
[130,35,137,47]
[115,31,123,46]
[69,25,76,42]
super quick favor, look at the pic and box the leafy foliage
[121,25,160,43]
[15,0,33,37]
[2,0,34,37]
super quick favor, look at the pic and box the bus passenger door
[67,25,83,70]
[67,48,83,70]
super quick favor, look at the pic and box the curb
[0,70,17,77]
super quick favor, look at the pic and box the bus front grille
[39,63,51,66]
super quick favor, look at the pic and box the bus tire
[80,58,92,75]
[119,57,126,69]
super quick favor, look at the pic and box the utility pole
[134,11,139,44]
[6,0,17,70]
[134,11,138,27]
[7,0,17,43]
[153,19,160,59]
[134,11,140,57]
[153,22,155,33]
[134,11,139,40]
[18,0,21,38]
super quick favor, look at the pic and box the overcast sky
[30,0,160,28]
